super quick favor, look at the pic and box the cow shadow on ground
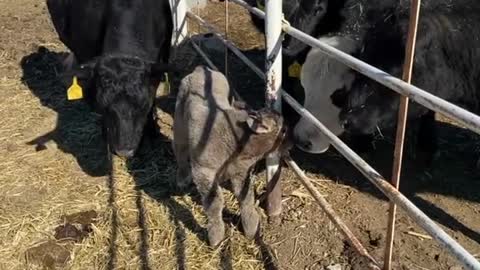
[292,120,480,244]
[20,46,110,177]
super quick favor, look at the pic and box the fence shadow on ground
[291,120,480,244]
[127,139,280,270]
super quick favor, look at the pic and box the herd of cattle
[44,0,480,246]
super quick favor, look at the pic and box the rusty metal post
[384,1,421,269]
[264,0,283,221]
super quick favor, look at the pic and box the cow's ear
[59,61,95,87]
[247,113,272,134]
[76,62,96,79]
[330,87,348,108]
[301,0,327,16]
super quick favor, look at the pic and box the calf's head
[245,108,289,156]
[73,56,168,157]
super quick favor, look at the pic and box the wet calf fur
[173,66,287,247]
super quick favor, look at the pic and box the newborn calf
[173,66,287,247]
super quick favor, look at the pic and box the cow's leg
[416,110,438,167]
[232,172,259,239]
[193,169,225,247]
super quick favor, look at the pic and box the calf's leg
[232,173,259,239]
[193,170,225,247]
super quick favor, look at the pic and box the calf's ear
[247,113,272,134]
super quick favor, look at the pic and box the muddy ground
[0,0,479,269]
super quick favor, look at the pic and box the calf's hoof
[207,223,226,247]
[267,215,281,226]
[242,210,260,239]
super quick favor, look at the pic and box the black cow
[46,0,173,157]
[338,0,480,163]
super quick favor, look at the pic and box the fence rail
[181,0,480,269]
[231,0,480,136]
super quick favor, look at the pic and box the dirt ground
[0,0,479,269]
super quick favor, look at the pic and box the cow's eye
[314,7,324,16]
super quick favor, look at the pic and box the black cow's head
[282,0,327,56]
[337,76,400,135]
[252,0,346,57]
[73,55,168,157]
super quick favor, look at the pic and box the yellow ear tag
[67,76,83,100]
[256,0,265,11]
[288,61,302,78]
[164,72,170,95]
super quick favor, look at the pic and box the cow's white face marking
[293,36,358,154]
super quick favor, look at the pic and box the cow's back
[47,0,108,62]
[47,0,173,63]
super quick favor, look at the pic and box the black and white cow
[338,0,480,162]
[46,0,173,157]
[293,36,358,153]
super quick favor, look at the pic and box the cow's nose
[300,140,312,151]
[116,149,135,158]
[295,138,313,151]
